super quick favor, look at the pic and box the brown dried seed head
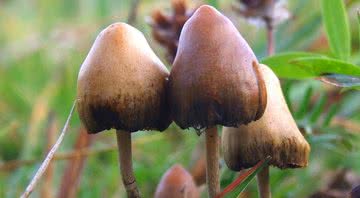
[234,0,278,21]
[155,164,200,198]
[149,0,195,63]
[222,64,310,170]
[168,5,267,130]
[77,23,171,134]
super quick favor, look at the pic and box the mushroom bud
[222,64,310,198]
[155,165,200,198]
[168,5,267,197]
[77,23,171,133]
[77,22,171,197]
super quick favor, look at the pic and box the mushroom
[222,64,310,198]
[77,23,171,197]
[168,5,267,197]
[155,164,200,198]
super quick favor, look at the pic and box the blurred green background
[0,0,360,197]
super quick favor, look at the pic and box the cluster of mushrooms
[77,4,310,198]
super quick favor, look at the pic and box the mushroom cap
[168,5,267,130]
[222,64,310,170]
[155,164,200,198]
[77,23,171,133]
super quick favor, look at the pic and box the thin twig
[265,0,275,56]
[21,101,76,198]
[41,113,58,198]
[266,22,274,56]
[1,146,116,172]
[1,133,164,171]
[331,117,360,133]
[57,127,92,198]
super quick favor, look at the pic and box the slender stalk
[265,0,275,56]
[57,128,92,198]
[205,127,220,198]
[21,101,76,198]
[259,2,274,197]
[127,0,141,25]
[116,131,140,198]
[1,133,164,171]
[257,166,271,198]
[266,23,275,56]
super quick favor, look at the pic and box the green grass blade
[309,93,327,123]
[322,104,339,127]
[216,156,271,198]
[358,10,360,52]
[295,86,313,120]
[320,0,351,61]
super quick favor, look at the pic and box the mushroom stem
[257,166,271,198]
[205,127,220,198]
[116,131,140,198]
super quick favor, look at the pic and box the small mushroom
[155,164,200,198]
[168,5,267,197]
[77,23,171,197]
[222,64,310,198]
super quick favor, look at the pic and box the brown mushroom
[77,22,171,197]
[168,5,267,197]
[222,64,310,198]
[155,164,200,198]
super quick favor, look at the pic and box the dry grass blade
[57,127,92,198]
[0,133,164,172]
[21,101,76,198]
[41,113,58,198]
[331,117,360,133]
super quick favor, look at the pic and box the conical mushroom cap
[155,164,200,198]
[77,23,171,133]
[222,64,310,170]
[168,5,267,130]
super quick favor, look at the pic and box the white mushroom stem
[257,166,271,198]
[116,131,140,198]
[205,127,220,198]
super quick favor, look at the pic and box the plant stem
[21,101,76,198]
[127,0,141,25]
[257,166,271,198]
[205,126,220,198]
[266,23,274,56]
[116,131,140,198]
[265,0,275,56]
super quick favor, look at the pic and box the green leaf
[216,156,271,198]
[261,52,324,79]
[291,57,360,77]
[320,0,351,61]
